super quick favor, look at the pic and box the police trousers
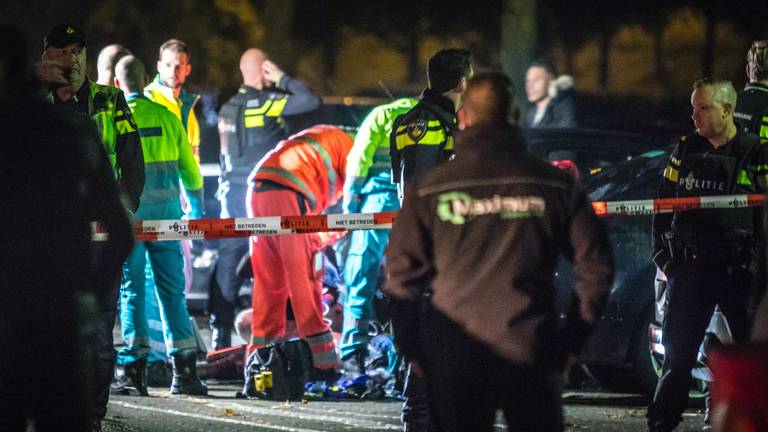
[647,261,752,430]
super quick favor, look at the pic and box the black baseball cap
[44,24,87,50]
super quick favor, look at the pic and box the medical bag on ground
[242,339,312,400]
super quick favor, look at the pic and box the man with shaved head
[212,49,320,350]
[384,71,613,432]
[114,55,207,396]
[96,44,131,86]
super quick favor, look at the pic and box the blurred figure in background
[2,25,134,432]
[523,60,577,128]
[734,39,768,139]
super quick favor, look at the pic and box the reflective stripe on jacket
[126,94,202,220]
[344,98,417,204]
[249,125,353,214]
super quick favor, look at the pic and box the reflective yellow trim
[663,166,679,182]
[266,98,287,117]
[245,102,272,116]
[116,119,134,134]
[737,170,753,186]
[445,135,454,150]
[245,115,264,128]
[670,156,681,166]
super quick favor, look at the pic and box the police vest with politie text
[653,130,768,269]
[217,79,321,189]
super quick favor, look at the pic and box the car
[569,147,725,396]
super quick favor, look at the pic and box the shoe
[123,358,149,396]
[146,361,172,387]
[212,325,233,351]
[171,354,208,396]
[341,350,368,379]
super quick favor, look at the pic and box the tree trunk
[598,28,612,93]
[500,0,537,107]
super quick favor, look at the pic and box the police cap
[44,24,87,50]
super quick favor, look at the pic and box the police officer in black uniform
[734,39,768,139]
[214,48,320,349]
[647,78,768,432]
[389,48,473,432]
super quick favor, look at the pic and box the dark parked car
[567,147,716,396]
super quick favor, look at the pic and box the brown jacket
[384,124,614,368]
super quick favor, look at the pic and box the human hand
[262,60,285,87]
[34,60,69,85]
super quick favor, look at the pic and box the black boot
[171,354,208,396]
[146,361,172,387]
[211,325,232,351]
[123,358,149,396]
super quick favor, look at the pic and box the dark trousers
[211,183,249,329]
[419,309,563,432]
[92,277,121,420]
[647,261,751,430]
[402,364,431,430]
[0,295,90,432]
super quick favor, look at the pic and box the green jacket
[126,94,203,220]
[343,98,417,213]
[49,80,144,212]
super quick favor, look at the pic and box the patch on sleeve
[122,106,138,131]
[406,119,428,142]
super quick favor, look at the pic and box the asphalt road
[103,384,706,432]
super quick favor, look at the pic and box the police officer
[389,48,473,432]
[113,56,207,396]
[647,78,768,432]
[384,72,613,432]
[340,98,417,376]
[214,48,320,350]
[36,24,144,429]
[735,40,768,139]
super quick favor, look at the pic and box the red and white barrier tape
[92,194,766,241]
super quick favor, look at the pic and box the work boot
[146,361,172,387]
[171,353,208,396]
[211,325,233,351]
[123,358,149,396]
[341,350,368,379]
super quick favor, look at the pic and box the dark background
[4,0,768,161]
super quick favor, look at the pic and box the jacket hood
[548,75,574,99]
[454,123,526,157]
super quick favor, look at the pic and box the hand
[34,60,69,85]
[262,60,285,87]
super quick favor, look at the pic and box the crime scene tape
[92,194,766,241]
